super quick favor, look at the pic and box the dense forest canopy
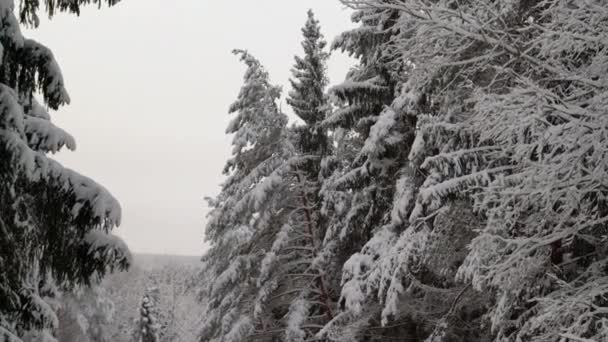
[201,1,608,342]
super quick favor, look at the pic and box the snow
[46,161,122,227]
[0,1,129,340]
[390,172,415,225]
[24,116,76,153]
[558,335,598,342]
[323,104,364,126]
[286,299,309,342]
[0,0,24,50]
[0,327,22,342]
[21,331,58,342]
[210,256,252,298]
[330,78,388,100]
[23,39,70,108]
[83,230,131,262]
[360,107,399,158]
[224,316,252,342]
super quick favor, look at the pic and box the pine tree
[0,1,130,341]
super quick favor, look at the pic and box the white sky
[25,0,355,256]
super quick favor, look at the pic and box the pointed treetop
[287,9,329,129]
[301,9,326,54]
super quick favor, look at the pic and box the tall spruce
[199,50,292,342]
[287,9,330,161]
[316,5,426,341]
[0,1,130,342]
[261,10,337,341]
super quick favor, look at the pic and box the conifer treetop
[287,9,329,127]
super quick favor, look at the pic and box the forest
[1,0,608,342]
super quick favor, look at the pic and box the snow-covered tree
[0,1,130,341]
[312,4,428,341]
[251,10,339,341]
[316,1,494,341]
[135,288,161,342]
[321,0,412,272]
[329,1,608,341]
[199,50,292,342]
[201,1,608,341]
[287,9,330,160]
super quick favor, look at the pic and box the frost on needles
[0,1,130,341]
[201,1,608,342]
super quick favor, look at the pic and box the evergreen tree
[287,9,330,161]
[314,4,426,341]
[318,2,490,341]
[327,1,608,341]
[135,288,161,342]
[0,1,130,341]
[202,1,608,341]
[254,10,336,341]
[199,50,292,342]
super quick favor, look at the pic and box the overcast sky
[25,0,355,256]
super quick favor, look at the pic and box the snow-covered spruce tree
[287,9,330,161]
[252,10,337,341]
[321,1,411,279]
[335,1,608,342]
[315,1,499,341]
[312,4,445,341]
[0,1,130,342]
[135,288,161,342]
[199,50,292,342]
